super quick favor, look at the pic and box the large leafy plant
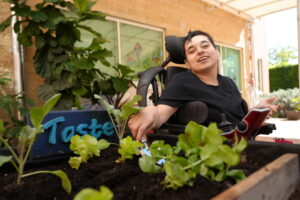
[0,94,71,194]
[139,121,247,190]
[0,0,135,110]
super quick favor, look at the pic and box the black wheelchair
[135,35,275,140]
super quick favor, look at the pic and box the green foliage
[0,94,71,193]
[268,46,297,66]
[74,185,113,200]
[68,134,110,169]
[68,135,143,167]
[269,64,299,91]
[117,136,143,163]
[139,122,247,190]
[0,74,34,145]
[22,170,72,194]
[0,0,136,110]
[95,94,142,140]
[260,88,300,117]
[290,96,300,111]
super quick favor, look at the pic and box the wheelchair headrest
[165,36,185,64]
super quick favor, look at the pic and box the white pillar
[298,0,300,87]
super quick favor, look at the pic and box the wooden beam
[212,154,299,200]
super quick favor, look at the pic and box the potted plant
[286,96,300,120]
[260,87,300,118]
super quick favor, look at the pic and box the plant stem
[183,159,203,171]
[17,129,38,185]
[17,142,25,185]
[9,159,19,171]
[23,130,38,167]
[106,111,119,141]
[22,170,52,178]
[0,136,20,163]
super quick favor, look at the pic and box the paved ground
[256,118,300,144]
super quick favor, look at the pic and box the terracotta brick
[0,26,13,47]
[0,46,14,71]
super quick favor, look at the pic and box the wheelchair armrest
[255,123,276,137]
[157,101,208,135]
[176,101,208,124]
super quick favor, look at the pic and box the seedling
[139,121,247,190]
[69,134,143,168]
[117,136,143,163]
[68,134,110,169]
[0,94,72,194]
[94,94,142,141]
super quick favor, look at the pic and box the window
[217,45,242,90]
[78,17,164,73]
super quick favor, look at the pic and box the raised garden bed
[1,140,300,200]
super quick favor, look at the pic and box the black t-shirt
[158,71,245,126]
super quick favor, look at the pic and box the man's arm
[128,104,177,141]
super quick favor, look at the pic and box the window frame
[216,43,243,91]
[106,16,166,65]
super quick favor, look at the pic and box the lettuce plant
[0,94,71,194]
[74,185,113,200]
[139,121,247,190]
[68,134,110,169]
[94,94,142,141]
[117,136,143,163]
[69,134,143,168]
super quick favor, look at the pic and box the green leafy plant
[95,94,142,141]
[0,0,135,110]
[68,134,110,169]
[290,96,300,111]
[0,73,34,145]
[117,136,143,163]
[0,94,71,194]
[139,121,247,190]
[74,185,113,200]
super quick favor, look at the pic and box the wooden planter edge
[212,153,299,200]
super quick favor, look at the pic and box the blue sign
[30,110,118,159]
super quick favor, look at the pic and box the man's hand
[128,105,177,141]
[256,97,280,117]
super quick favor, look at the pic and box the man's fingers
[136,123,152,141]
[265,97,276,103]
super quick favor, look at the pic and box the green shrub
[269,64,299,92]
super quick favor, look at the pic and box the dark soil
[1,140,300,200]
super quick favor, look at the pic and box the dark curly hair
[182,30,216,60]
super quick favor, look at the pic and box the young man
[128,30,278,141]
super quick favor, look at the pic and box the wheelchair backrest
[136,36,187,107]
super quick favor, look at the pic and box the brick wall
[0,2,14,94]
[0,2,15,120]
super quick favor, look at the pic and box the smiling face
[184,35,220,75]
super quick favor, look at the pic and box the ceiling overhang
[202,0,297,21]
